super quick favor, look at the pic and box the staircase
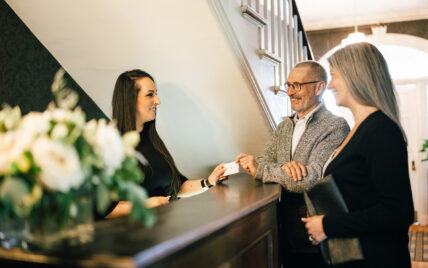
[211,0,313,128]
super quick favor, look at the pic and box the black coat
[323,111,414,268]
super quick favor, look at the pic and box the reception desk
[0,173,281,267]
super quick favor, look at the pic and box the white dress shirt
[291,104,322,156]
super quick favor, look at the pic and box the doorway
[396,79,428,224]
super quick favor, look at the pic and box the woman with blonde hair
[303,42,414,267]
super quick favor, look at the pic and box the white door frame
[395,78,428,224]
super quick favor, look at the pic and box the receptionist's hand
[105,201,132,218]
[146,196,170,209]
[207,163,227,185]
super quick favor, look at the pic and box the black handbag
[304,174,365,266]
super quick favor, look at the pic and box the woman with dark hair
[110,69,226,212]
[302,43,414,267]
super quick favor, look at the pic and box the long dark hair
[112,69,184,196]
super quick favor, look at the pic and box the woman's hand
[207,163,227,185]
[145,196,170,209]
[302,215,327,245]
[105,201,133,218]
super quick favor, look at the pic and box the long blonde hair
[328,42,406,141]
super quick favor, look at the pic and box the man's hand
[281,161,307,181]
[235,153,258,177]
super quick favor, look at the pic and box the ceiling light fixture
[341,25,371,46]
[341,0,371,46]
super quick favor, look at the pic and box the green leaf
[421,139,428,161]
[100,173,113,186]
[117,182,155,227]
[95,183,111,214]
[130,205,156,228]
[113,157,143,184]
[130,185,148,204]
[0,177,31,217]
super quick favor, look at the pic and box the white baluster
[277,0,284,88]
[263,0,270,50]
[298,31,304,62]
[264,0,271,52]
[282,0,289,78]
[258,0,265,50]
[271,0,276,56]
[293,15,299,65]
[288,0,294,68]
[303,46,308,61]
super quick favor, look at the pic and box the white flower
[69,108,85,128]
[51,68,66,94]
[51,123,69,140]
[86,119,125,176]
[0,111,52,175]
[20,112,50,137]
[31,136,84,193]
[0,131,33,174]
[122,131,140,156]
[57,88,79,110]
[83,119,97,145]
[0,106,21,130]
[49,108,67,122]
[47,107,85,127]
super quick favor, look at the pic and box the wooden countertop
[0,173,281,267]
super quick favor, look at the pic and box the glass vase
[0,214,28,250]
[25,183,94,250]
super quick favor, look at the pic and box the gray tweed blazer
[255,104,350,253]
[255,104,350,193]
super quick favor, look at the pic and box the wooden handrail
[291,0,313,60]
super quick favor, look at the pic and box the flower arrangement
[0,69,154,248]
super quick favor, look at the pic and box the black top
[323,111,414,268]
[137,127,187,197]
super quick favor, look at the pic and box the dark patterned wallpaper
[0,1,107,120]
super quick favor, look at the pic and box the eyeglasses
[284,81,321,93]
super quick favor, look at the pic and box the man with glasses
[236,61,349,267]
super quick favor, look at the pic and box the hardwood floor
[410,225,428,232]
[413,262,428,268]
[410,225,428,267]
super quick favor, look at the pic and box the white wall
[6,0,274,179]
